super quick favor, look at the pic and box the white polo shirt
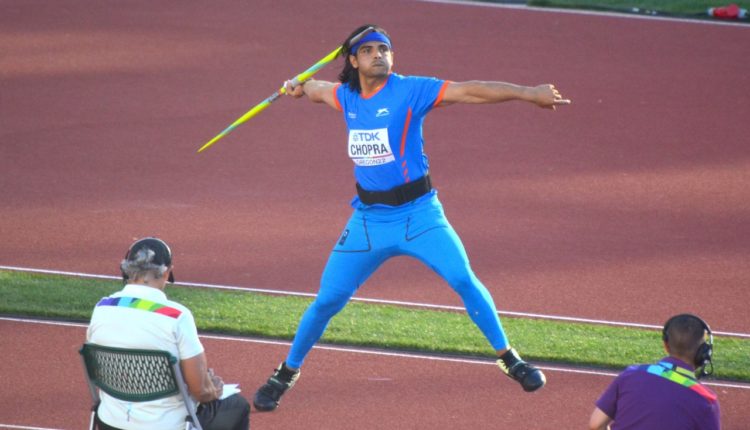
[87,284,205,430]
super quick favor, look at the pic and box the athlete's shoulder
[391,73,443,85]
[336,81,351,96]
[336,81,356,107]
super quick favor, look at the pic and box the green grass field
[2,269,748,382]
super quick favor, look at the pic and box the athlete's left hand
[533,84,571,110]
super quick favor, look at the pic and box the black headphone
[662,313,713,378]
[121,237,175,284]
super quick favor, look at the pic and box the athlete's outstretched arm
[284,79,339,110]
[441,81,570,109]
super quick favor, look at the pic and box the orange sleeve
[332,83,342,111]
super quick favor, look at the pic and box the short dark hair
[663,314,707,360]
[338,24,390,94]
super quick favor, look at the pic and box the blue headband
[349,32,392,55]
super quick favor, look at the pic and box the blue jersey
[334,73,448,193]
[286,76,513,372]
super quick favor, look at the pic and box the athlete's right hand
[284,80,306,98]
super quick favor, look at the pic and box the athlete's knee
[445,270,480,294]
[310,288,352,318]
[451,279,498,313]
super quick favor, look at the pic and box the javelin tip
[197,136,221,153]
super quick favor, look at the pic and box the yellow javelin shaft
[197,27,375,153]
[197,47,341,153]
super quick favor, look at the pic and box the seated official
[87,237,250,430]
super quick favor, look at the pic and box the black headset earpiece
[695,317,714,378]
[663,313,713,378]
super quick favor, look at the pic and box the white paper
[220,383,241,400]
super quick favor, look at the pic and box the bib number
[348,128,395,166]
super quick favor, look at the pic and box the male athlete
[253,24,571,412]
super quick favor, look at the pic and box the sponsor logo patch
[348,128,395,166]
[376,108,390,117]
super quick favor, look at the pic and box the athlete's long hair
[339,24,391,94]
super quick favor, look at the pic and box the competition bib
[348,128,395,166]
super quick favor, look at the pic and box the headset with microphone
[662,313,714,378]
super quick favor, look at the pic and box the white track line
[2,265,749,338]
[417,0,750,28]
[2,316,749,391]
[0,425,64,430]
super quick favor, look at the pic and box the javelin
[197,27,375,153]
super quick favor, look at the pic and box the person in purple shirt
[252,24,571,412]
[589,313,721,430]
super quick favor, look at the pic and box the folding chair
[79,343,203,430]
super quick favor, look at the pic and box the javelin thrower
[245,24,570,413]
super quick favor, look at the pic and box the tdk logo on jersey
[351,131,382,142]
[348,128,395,167]
[376,108,390,117]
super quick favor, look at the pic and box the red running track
[2,318,749,429]
[1,0,749,333]
[1,0,749,428]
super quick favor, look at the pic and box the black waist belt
[356,174,432,206]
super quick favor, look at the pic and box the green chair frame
[79,343,203,430]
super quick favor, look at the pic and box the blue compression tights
[286,195,509,368]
